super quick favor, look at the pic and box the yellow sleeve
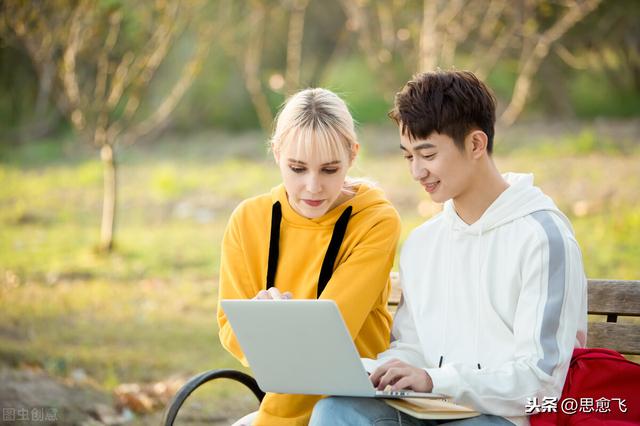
[320,211,401,340]
[216,211,261,366]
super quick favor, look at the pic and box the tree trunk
[241,0,273,133]
[419,0,438,72]
[99,144,117,252]
[284,0,309,96]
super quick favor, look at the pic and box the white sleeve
[427,214,587,416]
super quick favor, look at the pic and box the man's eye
[290,166,305,173]
[422,154,436,160]
[403,156,413,161]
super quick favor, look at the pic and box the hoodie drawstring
[267,202,353,298]
[474,228,483,370]
[266,201,282,289]
[440,221,482,370]
[439,226,453,368]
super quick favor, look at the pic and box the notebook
[220,299,447,399]
[384,398,479,420]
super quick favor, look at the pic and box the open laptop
[220,299,447,399]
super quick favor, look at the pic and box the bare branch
[241,0,274,133]
[61,1,90,131]
[123,24,215,144]
[554,43,589,70]
[339,0,375,69]
[475,7,520,79]
[479,0,507,42]
[435,0,465,30]
[95,9,122,105]
[440,1,481,68]
[500,0,602,126]
[115,2,180,119]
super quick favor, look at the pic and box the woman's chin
[293,202,327,219]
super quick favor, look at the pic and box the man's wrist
[422,369,434,392]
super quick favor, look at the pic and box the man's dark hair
[389,70,497,153]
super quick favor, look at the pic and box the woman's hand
[253,287,293,300]
[369,359,434,393]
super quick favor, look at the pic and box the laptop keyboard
[378,390,411,397]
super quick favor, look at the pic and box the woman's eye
[322,168,339,174]
[290,166,305,173]
[403,156,413,161]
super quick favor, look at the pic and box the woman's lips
[303,199,324,207]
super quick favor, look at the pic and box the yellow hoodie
[217,183,401,425]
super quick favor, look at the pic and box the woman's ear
[467,131,488,159]
[349,142,360,165]
[272,144,280,164]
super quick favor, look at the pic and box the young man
[310,71,587,426]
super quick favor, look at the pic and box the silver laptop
[220,299,447,399]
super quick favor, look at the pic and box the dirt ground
[0,368,255,426]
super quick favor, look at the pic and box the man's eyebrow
[400,142,436,151]
[413,142,436,150]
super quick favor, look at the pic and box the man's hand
[370,359,434,393]
[253,287,293,300]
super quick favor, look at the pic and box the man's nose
[411,159,427,181]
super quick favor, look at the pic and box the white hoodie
[373,173,587,426]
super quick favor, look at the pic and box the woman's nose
[306,174,321,193]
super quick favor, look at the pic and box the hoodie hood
[271,182,391,227]
[443,172,573,236]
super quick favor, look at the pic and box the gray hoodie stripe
[531,211,566,375]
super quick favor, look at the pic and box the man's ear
[467,130,488,159]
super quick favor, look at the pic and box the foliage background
[0,0,638,424]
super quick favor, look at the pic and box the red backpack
[530,348,640,425]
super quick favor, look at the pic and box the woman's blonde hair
[270,88,358,166]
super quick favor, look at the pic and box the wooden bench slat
[389,272,401,306]
[588,280,640,316]
[587,322,640,355]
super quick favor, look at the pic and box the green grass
[1,124,639,403]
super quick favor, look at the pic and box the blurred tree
[0,44,61,142]
[216,0,350,133]
[1,1,636,137]
[1,0,215,252]
[284,0,310,96]
[231,0,275,132]
[555,0,640,92]
[337,0,602,126]
[499,0,603,125]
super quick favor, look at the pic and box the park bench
[162,277,640,425]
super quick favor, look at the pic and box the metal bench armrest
[162,369,264,426]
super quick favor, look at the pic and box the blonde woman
[217,88,401,425]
